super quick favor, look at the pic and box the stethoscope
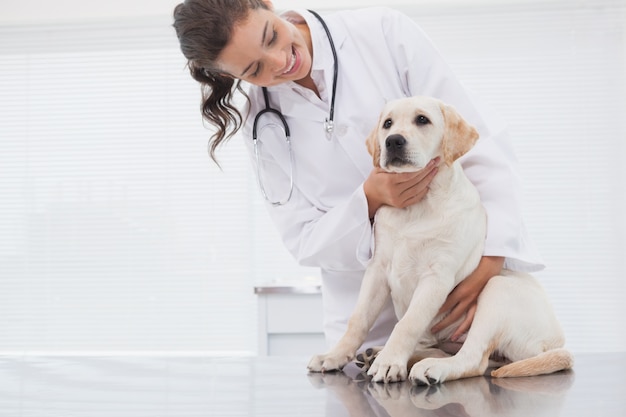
[252,9,338,206]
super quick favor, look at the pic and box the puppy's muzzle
[385,134,408,166]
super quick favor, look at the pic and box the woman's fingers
[451,303,476,341]
[365,157,440,212]
[399,157,440,185]
[431,257,504,337]
[397,158,440,205]
[431,299,463,334]
[402,166,438,205]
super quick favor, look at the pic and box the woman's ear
[262,0,274,10]
[216,71,234,79]
[198,66,234,82]
[205,63,234,80]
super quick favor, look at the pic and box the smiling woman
[216,8,313,85]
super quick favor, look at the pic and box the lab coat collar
[302,9,346,89]
[271,9,346,122]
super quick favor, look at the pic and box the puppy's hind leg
[409,296,500,385]
[488,271,574,378]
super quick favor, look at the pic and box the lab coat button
[336,125,347,137]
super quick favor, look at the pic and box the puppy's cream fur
[308,96,572,384]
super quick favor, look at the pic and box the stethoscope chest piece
[324,118,334,135]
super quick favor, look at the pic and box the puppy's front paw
[307,352,353,373]
[409,358,451,386]
[367,350,408,383]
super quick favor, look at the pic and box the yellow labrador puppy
[308,96,573,384]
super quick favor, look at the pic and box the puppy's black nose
[385,134,407,151]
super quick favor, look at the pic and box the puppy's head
[366,96,479,172]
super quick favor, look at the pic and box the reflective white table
[0,352,623,416]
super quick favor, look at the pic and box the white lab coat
[241,7,544,349]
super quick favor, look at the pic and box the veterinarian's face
[375,98,446,173]
[216,6,313,87]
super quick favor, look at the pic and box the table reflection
[308,364,575,417]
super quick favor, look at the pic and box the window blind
[0,19,284,353]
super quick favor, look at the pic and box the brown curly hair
[172,0,270,163]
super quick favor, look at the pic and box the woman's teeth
[283,49,296,74]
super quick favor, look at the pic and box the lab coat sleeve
[269,181,374,271]
[241,112,373,272]
[381,9,544,271]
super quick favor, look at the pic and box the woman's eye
[416,115,430,125]
[383,119,392,129]
[268,29,277,45]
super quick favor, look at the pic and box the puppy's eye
[383,119,392,129]
[415,115,430,125]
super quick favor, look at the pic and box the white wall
[0,0,581,25]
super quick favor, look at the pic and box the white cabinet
[255,282,327,356]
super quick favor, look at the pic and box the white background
[1,0,625,354]
[0,0,573,25]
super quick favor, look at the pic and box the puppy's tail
[491,348,574,378]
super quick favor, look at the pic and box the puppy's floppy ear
[366,120,381,168]
[440,103,479,165]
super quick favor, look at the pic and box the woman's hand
[431,256,505,341]
[364,157,440,219]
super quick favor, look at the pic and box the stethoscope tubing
[253,89,294,206]
[252,10,337,206]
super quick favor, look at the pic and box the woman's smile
[216,8,312,87]
[282,46,301,75]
